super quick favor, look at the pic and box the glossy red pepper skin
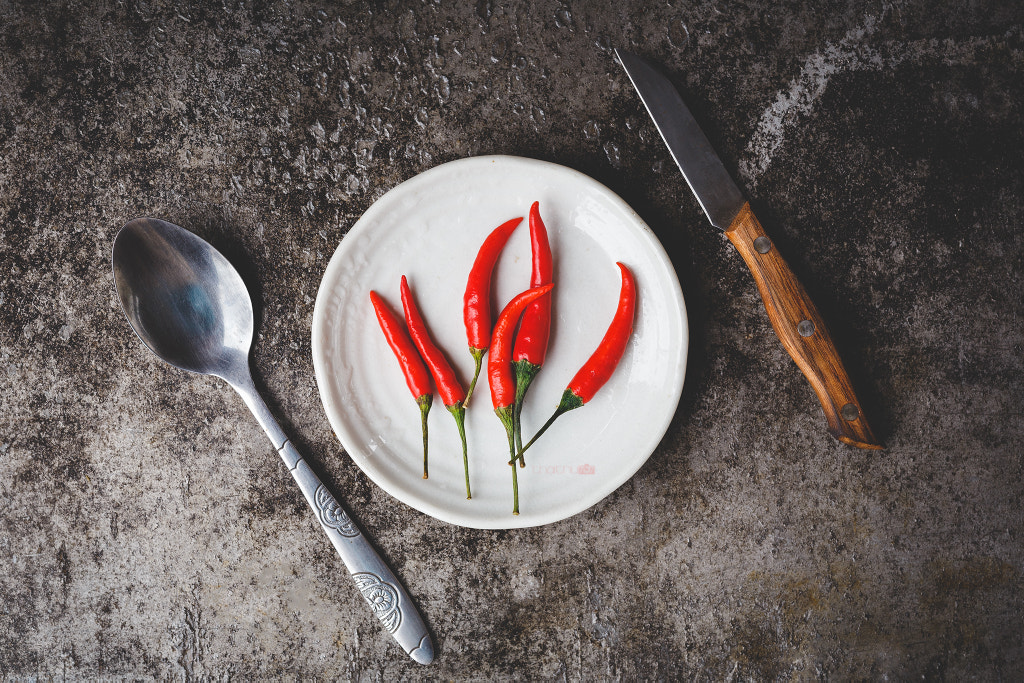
[488,284,555,410]
[566,262,635,402]
[370,291,433,479]
[513,263,636,463]
[402,276,466,407]
[511,201,553,464]
[462,216,522,404]
[486,283,554,515]
[400,275,472,498]
[513,202,553,366]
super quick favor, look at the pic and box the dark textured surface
[2,1,1023,679]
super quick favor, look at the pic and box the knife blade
[616,49,881,450]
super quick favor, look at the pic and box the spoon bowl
[111,217,433,665]
[113,219,252,377]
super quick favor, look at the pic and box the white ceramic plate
[312,156,687,529]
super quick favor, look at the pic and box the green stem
[417,395,432,479]
[512,360,541,468]
[509,389,583,465]
[463,347,486,407]
[513,409,522,464]
[447,403,470,499]
[495,405,519,515]
[510,441,519,515]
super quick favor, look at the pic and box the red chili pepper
[370,291,433,479]
[487,283,555,515]
[400,276,472,498]
[513,263,636,463]
[462,216,522,406]
[511,201,553,465]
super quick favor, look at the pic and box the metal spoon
[111,217,433,665]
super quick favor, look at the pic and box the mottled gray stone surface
[2,0,1023,679]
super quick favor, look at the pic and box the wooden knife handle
[725,203,882,449]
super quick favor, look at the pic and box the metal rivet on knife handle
[797,320,815,337]
[841,403,860,422]
[753,236,772,254]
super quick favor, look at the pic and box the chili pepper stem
[512,360,542,467]
[463,346,486,407]
[417,395,432,479]
[495,405,519,515]
[447,403,471,499]
[510,389,584,465]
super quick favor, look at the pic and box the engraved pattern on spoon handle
[279,440,433,663]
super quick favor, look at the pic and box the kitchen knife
[616,49,881,450]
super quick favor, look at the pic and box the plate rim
[311,154,688,529]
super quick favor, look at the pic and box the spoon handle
[232,375,433,664]
[279,440,434,664]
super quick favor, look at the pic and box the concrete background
[2,0,1022,679]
